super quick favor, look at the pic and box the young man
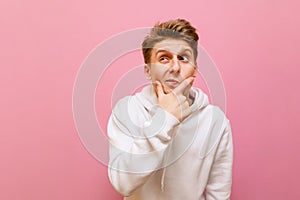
[108,19,233,200]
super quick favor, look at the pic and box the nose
[170,57,180,73]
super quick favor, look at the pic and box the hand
[154,77,194,122]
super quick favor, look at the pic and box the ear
[144,64,152,80]
[193,62,198,77]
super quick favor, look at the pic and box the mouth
[165,79,180,88]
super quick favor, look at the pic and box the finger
[179,103,192,121]
[173,77,194,95]
[182,106,192,119]
[154,81,165,97]
[177,94,187,103]
[177,102,191,122]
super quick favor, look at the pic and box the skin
[144,38,197,122]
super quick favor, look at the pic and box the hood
[189,86,210,112]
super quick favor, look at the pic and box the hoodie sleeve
[205,119,233,200]
[108,97,179,197]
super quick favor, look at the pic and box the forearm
[108,146,164,196]
[108,105,179,196]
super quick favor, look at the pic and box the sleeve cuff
[142,105,180,140]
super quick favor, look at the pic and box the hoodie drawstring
[160,138,173,192]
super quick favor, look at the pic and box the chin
[161,84,172,94]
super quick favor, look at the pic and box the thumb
[154,81,164,97]
[173,76,194,95]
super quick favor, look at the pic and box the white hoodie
[108,85,233,200]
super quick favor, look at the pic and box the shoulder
[113,96,131,111]
[112,95,145,118]
[112,85,155,115]
[204,104,230,128]
[195,104,231,158]
[112,92,151,126]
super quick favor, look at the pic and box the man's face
[144,38,197,94]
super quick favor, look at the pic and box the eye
[159,56,170,63]
[178,55,189,62]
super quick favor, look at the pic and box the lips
[166,79,179,83]
[165,79,180,87]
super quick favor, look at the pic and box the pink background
[1,0,300,199]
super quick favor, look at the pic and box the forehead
[152,38,193,55]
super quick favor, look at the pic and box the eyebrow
[155,49,193,56]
